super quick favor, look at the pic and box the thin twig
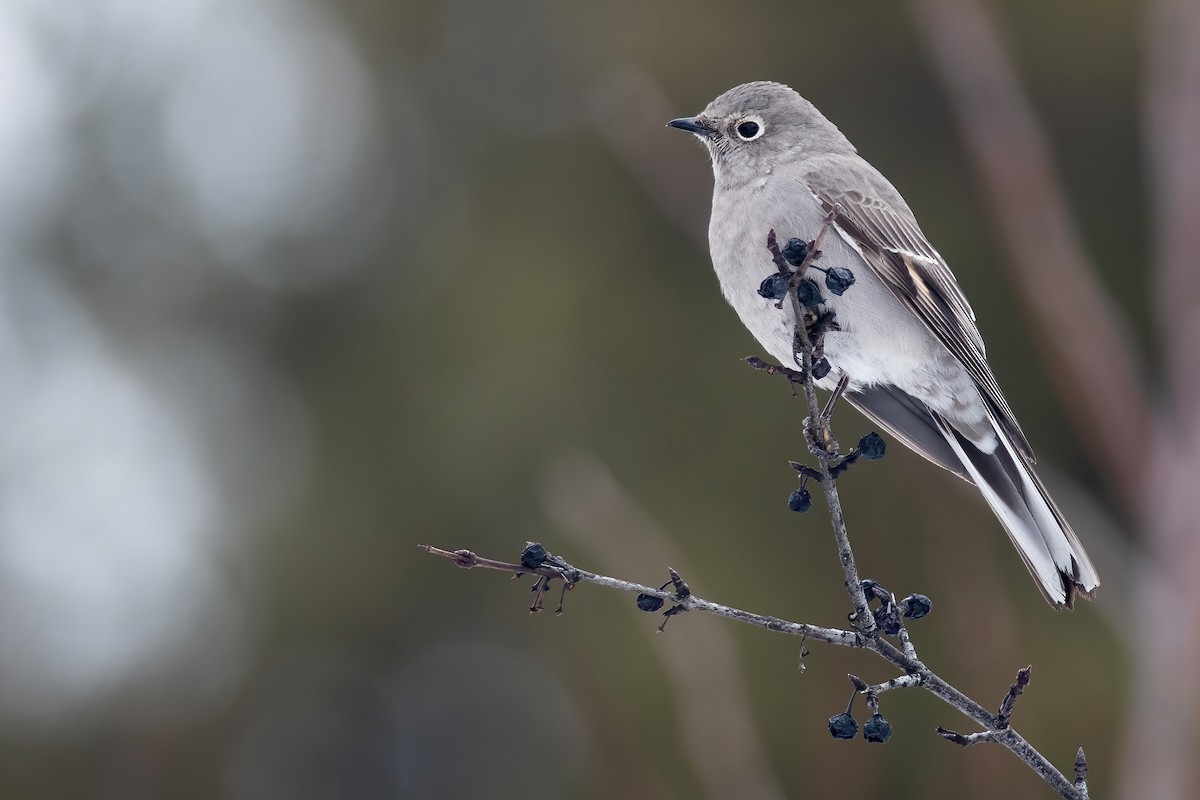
[419,543,862,647]
[424,541,1085,798]
[938,726,997,748]
[744,355,805,384]
[897,621,920,664]
[997,665,1032,728]
[767,211,875,632]
[864,673,923,695]
[1074,747,1090,799]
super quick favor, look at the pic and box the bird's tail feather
[932,413,1100,608]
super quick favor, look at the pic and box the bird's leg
[806,309,840,366]
[807,309,841,342]
[821,374,850,423]
[806,314,847,453]
[803,416,841,459]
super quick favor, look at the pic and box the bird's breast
[706,182,964,399]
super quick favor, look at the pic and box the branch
[997,665,1032,728]
[1075,747,1091,800]
[422,542,1086,798]
[421,225,1091,798]
[765,211,874,630]
[418,543,861,648]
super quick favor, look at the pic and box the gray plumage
[668,81,1098,607]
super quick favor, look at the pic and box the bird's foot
[804,416,840,458]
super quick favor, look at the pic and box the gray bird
[668,81,1098,607]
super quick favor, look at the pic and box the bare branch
[424,541,1086,798]
[997,665,1032,728]
[897,620,920,663]
[744,355,806,385]
[1075,747,1090,799]
[420,543,861,648]
[863,673,923,695]
[938,726,997,748]
[766,211,876,631]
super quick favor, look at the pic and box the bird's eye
[735,119,763,140]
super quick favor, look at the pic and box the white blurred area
[0,0,389,728]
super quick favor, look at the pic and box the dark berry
[899,593,932,620]
[874,606,902,635]
[520,543,548,569]
[858,432,886,460]
[781,237,809,267]
[825,267,856,296]
[796,279,824,310]
[811,358,831,380]
[636,593,665,612]
[828,713,858,740]
[860,579,882,601]
[863,713,893,743]
[757,273,788,300]
[787,487,812,513]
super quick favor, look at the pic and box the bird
[667,81,1098,607]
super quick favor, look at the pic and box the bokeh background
[1,0,1196,798]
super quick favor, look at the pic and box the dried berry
[787,487,812,514]
[781,237,809,267]
[636,593,665,612]
[874,606,902,635]
[811,358,832,380]
[828,712,858,740]
[825,267,856,296]
[796,279,824,310]
[520,543,548,570]
[863,713,893,743]
[757,273,788,300]
[899,593,932,620]
[858,432,886,461]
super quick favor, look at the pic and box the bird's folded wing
[808,177,1033,460]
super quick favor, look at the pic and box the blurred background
[1,0,1195,797]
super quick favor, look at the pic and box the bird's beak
[666,116,715,137]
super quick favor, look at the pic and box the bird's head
[667,81,853,177]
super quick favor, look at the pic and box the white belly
[708,180,995,449]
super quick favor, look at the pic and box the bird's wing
[806,167,1033,460]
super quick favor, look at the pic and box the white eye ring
[734,116,765,141]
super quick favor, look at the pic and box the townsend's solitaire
[668,81,1098,607]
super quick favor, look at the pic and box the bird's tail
[933,413,1100,608]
